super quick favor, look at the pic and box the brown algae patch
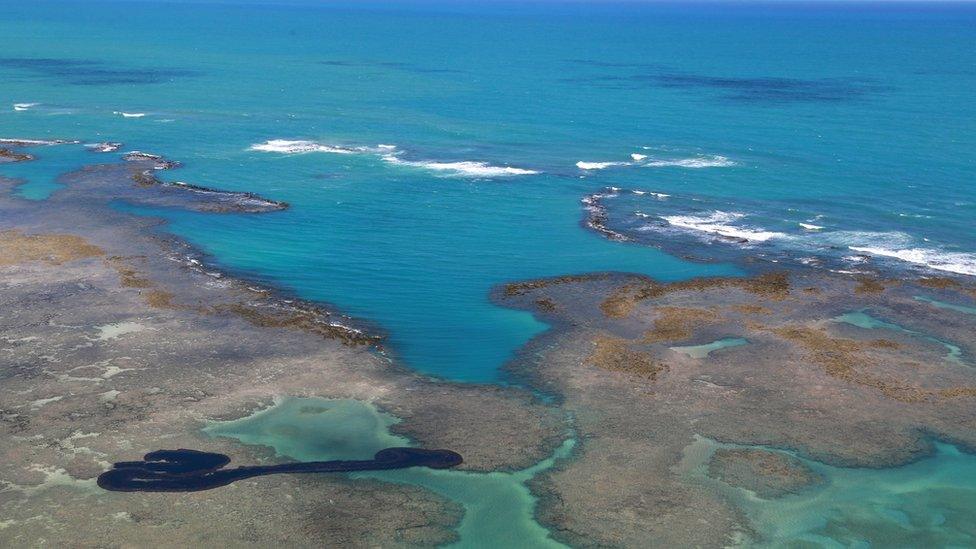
[642,307,717,344]
[534,298,557,312]
[854,277,888,294]
[106,257,153,288]
[772,325,933,403]
[600,272,790,319]
[144,290,177,309]
[216,303,381,346]
[0,230,104,266]
[504,273,610,297]
[707,448,822,498]
[732,304,771,315]
[588,335,665,379]
[917,277,976,299]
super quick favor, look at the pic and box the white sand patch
[29,396,63,410]
[94,322,147,341]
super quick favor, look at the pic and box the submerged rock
[708,448,823,498]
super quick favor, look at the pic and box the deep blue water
[2,0,975,381]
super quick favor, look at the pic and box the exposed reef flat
[0,156,565,546]
[499,269,976,546]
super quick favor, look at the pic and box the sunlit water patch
[204,397,572,548]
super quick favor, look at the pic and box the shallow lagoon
[205,397,572,548]
[682,436,976,547]
[834,311,964,365]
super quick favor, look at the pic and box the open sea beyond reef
[4,1,976,546]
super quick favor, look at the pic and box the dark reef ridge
[98,447,463,492]
[120,151,289,213]
[0,57,199,86]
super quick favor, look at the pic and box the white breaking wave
[249,139,363,154]
[575,152,734,171]
[631,190,670,199]
[662,211,786,243]
[251,139,537,177]
[86,142,123,153]
[382,154,538,177]
[13,103,38,112]
[644,155,736,168]
[0,137,77,146]
[848,246,976,276]
[576,161,629,170]
[799,222,823,231]
[114,111,146,118]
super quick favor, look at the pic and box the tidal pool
[671,337,748,359]
[834,311,964,365]
[204,397,572,549]
[680,436,976,547]
[915,295,976,316]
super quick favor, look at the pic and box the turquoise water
[205,396,572,548]
[834,310,965,365]
[683,436,976,547]
[2,1,975,379]
[671,337,748,358]
[916,295,976,316]
[1,143,94,200]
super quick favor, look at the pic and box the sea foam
[644,155,736,168]
[662,211,786,243]
[382,154,538,177]
[848,246,976,276]
[0,137,78,146]
[576,161,629,170]
[249,139,363,154]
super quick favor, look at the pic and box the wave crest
[383,154,538,177]
[662,211,786,243]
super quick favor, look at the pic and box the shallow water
[671,337,748,359]
[1,143,94,200]
[834,310,964,365]
[204,397,571,548]
[916,295,976,316]
[682,436,976,547]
